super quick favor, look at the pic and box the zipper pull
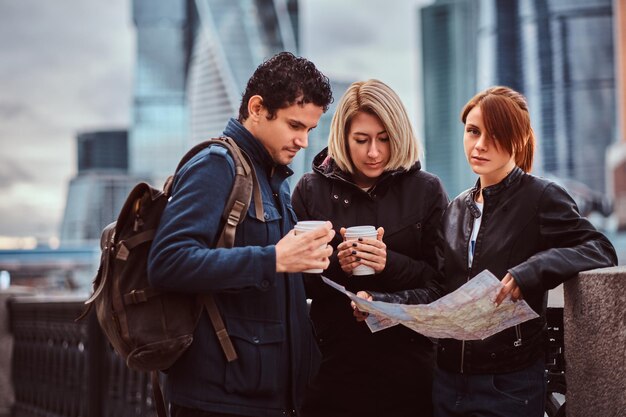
[514,325,522,347]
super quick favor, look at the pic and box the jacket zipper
[461,270,471,373]
[462,192,480,373]
[514,324,522,347]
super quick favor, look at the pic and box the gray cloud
[0,0,132,239]
[0,157,35,190]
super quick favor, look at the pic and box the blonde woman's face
[347,111,391,188]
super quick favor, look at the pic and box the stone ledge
[564,266,626,417]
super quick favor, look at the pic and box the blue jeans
[432,359,546,417]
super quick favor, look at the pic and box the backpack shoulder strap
[200,137,263,362]
[171,136,264,363]
[212,136,264,247]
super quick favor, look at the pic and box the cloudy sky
[0,0,430,244]
[0,0,133,243]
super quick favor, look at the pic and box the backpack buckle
[227,211,241,227]
[124,289,147,305]
[117,244,129,261]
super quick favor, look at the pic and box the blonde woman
[292,79,448,417]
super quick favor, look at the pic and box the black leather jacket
[374,167,617,374]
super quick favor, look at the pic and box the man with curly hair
[148,52,335,417]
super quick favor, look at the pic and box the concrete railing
[0,288,35,417]
[564,266,626,417]
[2,267,624,416]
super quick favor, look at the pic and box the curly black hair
[238,52,333,121]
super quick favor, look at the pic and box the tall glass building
[60,130,139,245]
[420,0,615,199]
[420,0,479,198]
[131,0,190,186]
[131,0,300,185]
[519,0,614,193]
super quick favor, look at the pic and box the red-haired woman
[357,86,617,417]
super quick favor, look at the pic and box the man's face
[247,100,324,166]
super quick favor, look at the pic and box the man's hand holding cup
[275,221,335,273]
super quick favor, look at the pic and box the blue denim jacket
[148,118,319,416]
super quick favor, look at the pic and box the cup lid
[294,220,327,230]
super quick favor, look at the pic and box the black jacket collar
[465,167,524,217]
[311,147,420,191]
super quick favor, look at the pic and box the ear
[247,95,265,122]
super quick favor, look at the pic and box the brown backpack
[80,136,263,417]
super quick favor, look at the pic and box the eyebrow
[289,119,317,130]
[352,130,387,136]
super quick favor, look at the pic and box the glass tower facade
[60,130,139,245]
[420,0,479,198]
[131,0,190,185]
[519,0,614,193]
[186,0,299,145]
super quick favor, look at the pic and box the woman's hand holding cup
[337,226,386,275]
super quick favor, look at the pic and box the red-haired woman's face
[463,106,516,188]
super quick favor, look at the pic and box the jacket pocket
[223,318,285,396]
[240,202,282,246]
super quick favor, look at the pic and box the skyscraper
[131,0,300,185]
[130,0,190,185]
[60,130,139,245]
[519,0,614,193]
[420,0,479,198]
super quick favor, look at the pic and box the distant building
[420,0,478,198]
[130,0,190,185]
[60,130,139,246]
[518,0,614,193]
[131,0,300,186]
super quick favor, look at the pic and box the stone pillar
[563,266,626,417]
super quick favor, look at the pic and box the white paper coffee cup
[294,220,327,273]
[344,225,378,276]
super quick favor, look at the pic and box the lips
[472,155,489,162]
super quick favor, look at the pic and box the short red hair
[461,86,535,173]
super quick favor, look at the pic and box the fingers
[306,223,335,244]
[494,286,510,307]
[355,290,372,301]
[351,293,371,321]
[376,227,385,241]
[495,273,523,306]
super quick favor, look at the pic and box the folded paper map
[321,269,539,340]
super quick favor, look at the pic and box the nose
[294,132,308,149]
[474,134,488,151]
[367,142,380,158]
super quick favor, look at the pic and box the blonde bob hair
[328,79,421,174]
